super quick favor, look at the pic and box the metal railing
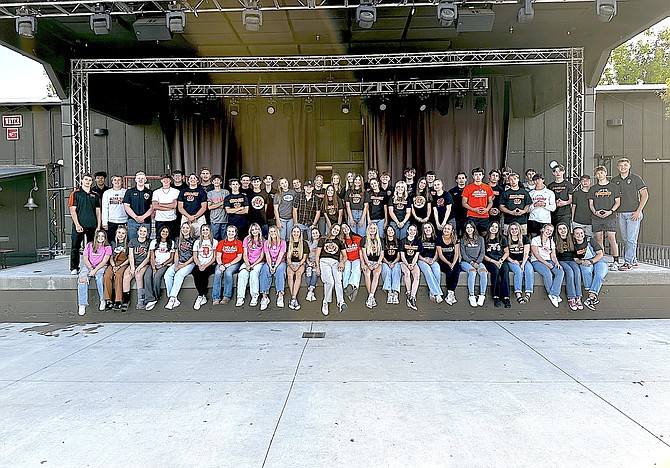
[635,243,670,269]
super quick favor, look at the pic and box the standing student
[291,178,303,194]
[462,167,494,235]
[388,181,411,241]
[379,172,394,199]
[178,173,208,237]
[191,224,218,310]
[304,227,321,302]
[366,178,388,239]
[571,175,593,237]
[331,173,345,201]
[123,171,153,241]
[341,223,363,302]
[548,164,573,226]
[344,175,368,237]
[381,224,402,304]
[360,223,383,309]
[293,180,320,240]
[431,179,453,232]
[400,224,421,311]
[258,226,287,311]
[530,223,564,308]
[482,221,511,308]
[505,222,534,304]
[249,176,272,237]
[207,175,230,241]
[171,170,186,192]
[101,174,127,242]
[164,223,197,310]
[573,227,609,311]
[313,175,327,234]
[403,167,417,197]
[425,171,437,196]
[612,157,648,270]
[320,184,343,235]
[91,171,109,198]
[236,223,266,307]
[263,174,277,228]
[240,174,253,197]
[199,167,214,192]
[69,173,102,274]
[103,226,129,311]
[499,172,532,236]
[123,224,151,310]
[143,226,175,311]
[417,222,444,303]
[528,173,556,237]
[286,225,309,310]
[523,168,537,192]
[274,177,297,241]
[316,223,347,316]
[410,177,432,228]
[487,169,504,225]
[436,223,460,306]
[211,225,244,305]
[225,179,250,239]
[555,222,582,311]
[152,174,180,240]
[448,172,468,235]
[76,229,111,316]
[589,165,621,271]
[459,220,488,308]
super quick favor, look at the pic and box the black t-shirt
[248,190,271,225]
[380,183,394,199]
[499,188,532,224]
[612,173,646,212]
[433,191,454,221]
[574,237,603,260]
[383,238,400,263]
[489,184,505,220]
[485,236,508,261]
[224,193,249,228]
[321,197,342,224]
[589,182,619,213]
[389,197,410,221]
[313,187,326,206]
[367,190,388,220]
[411,193,430,220]
[401,237,422,262]
[437,236,458,263]
[507,235,530,262]
[70,188,101,229]
[289,240,309,263]
[556,237,576,262]
[201,183,214,192]
[548,180,574,221]
[360,237,382,262]
[318,237,345,261]
[178,186,208,216]
[572,189,592,225]
[344,190,366,211]
[420,238,437,259]
[123,187,152,217]
[448,186,466,221]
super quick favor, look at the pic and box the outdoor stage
[1,257,669,323]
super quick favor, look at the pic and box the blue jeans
[459,261,488,296]
[507,261,534,294]
[260,262,287,294]
[390,221,409,241]
[212,262,241,300]
[294,222,311,241]
[211,223,227,241]
[343,259,362,289]
[382,263,402,292]
[164,263,194,297]
[371,219,385,239]
[305,263,318,288]
[531,260,564,297]
[350,209,366,237]
[618,211,643,264]
[127,218,151,242]
[418,260,443,297]
[580,260,609,295]
[278,218,294,242]
[78,267,105,306]
[559,260,582,299]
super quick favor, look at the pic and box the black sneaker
[112,301,122,310]
[503,298,511,309]
[583,297,596,311]
[407,296,418,310]
[493,298,501,308]
[105,301,114,311]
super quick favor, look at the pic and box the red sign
[7,128,19,141]
[2,115,23,128]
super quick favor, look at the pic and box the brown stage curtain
[172,116,231,178]
[364,77,506,182]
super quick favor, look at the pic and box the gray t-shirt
[207,188,230,224]
[274,189,297,219]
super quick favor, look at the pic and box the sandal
[524,292,532,303]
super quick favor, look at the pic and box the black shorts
[592,216,617,233]
[467,216,490,234]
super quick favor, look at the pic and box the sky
[0,15,668,101]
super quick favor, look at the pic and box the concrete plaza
[1,320,669,467]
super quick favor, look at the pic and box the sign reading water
[3,115,23,128]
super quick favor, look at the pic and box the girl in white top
[361,222,383,309]
[144,226,175,311]
[191,224,218,310]
[530,223,564,308]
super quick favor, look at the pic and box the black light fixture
[24,177,39,210]
[15,7,36,38]
[341,97,351,115]
[596,0,616,22]
[166,3,186,33]
[230,98,240,116]
[474,94,487,114]
[379,97,387,111]
[305,97,314,114]
[90,4,111,35]
[517,0,534,23]
[267,98,276,115]
[243,0,262,31]
[454,94,464,110]
[418,95,429,112]
[437,1,457,27]
[436,94,450,116]
[356,0,377,29]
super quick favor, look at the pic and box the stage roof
[0,0,668,122]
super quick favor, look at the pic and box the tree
[662,78,670,119]
[43,70,57,98]
[600,28,670,85]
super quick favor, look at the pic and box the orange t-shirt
[462,183,493,218]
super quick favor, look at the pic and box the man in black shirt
[448,172,468,235]
[178,173,208,236]
[571,174,593,237]
[225,179,250,238]
[171,170,186,192]
[69,173,101,273]
[199,167,214,192]
[91,171,109,198]
[240,174,253,197]
[499,173,532,236]
[488,169,505,224]
[612,157,648,270]
[248,176,272,237]
[123,171,154,241]
[547,164,574,226]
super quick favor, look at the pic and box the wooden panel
[14,112,35,165]
[89,112,109,171]
[125,125,146,175]
[32,109,53,165]
[622,98,643,163]
[602,97,624,159]
[106,118,127,176]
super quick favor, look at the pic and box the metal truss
[168,78,489,99]
[71,69,89,187]
[566,48,585,181]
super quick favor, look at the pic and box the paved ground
[1,320,669,467]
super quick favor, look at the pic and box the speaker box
[456,9,495,32]
[133,18,172,41]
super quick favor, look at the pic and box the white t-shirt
[102,188,128,224]
[152,187,180,221]
[193,239,218,265]
[528,187,556,224]
[530,236,555,262]
[149,239,174,265]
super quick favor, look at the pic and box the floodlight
[596,0,616,22]
[166,4,186,33]
[341,97,351,115]
[454,94,464,110]
[437,1,457,27]
[230,99,239,116]
[305,97,314,114]
[517,0,534,24]
[267,99,276,114]
[379,98,387,111]
[243,0,262,32]
[15,9,36,38]
[356,0,377,29]
[90,5,111,35]
[418,96,428,112]
[474,94,487,114]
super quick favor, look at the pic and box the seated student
[144,226,175,311]
[103,226,129,311]
[417,222,444,303]
[191,224,218,310]
[400,224,422,311]
[555,222,583,311]
[259,226,287,311]
[316,223,347,316]
[77,229,112,316]
[286,225,309,310]
[530,223,564,308]
[482,221,511,308]
[212,225,244,305]
[388,181,412,241]
[382,224,402,305]
[341,223,363,302]
[459,220,488,308]
[436,223,460,306]
[123,224,151,310]
[236,223,266,307]
[304,227,321,302]
[573,226,609,311]
[164,223,197,310]
[505,221,534,304]
[360,223,383,309]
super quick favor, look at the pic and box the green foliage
[601,28,670,85]
[662,78,670,119]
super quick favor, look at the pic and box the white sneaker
[450,292,457,304]
[235,297,244,307]
[366,295,374,309]
[294,299,301,310]
[277,294,285,308]
[250,294,259,307]
[371,296,377,307]
[99,300,106,311]
[468,295,477,307]
[436,295,444,304]
[549,294,560,308]
[78,305,86,316]
[477,295,485,307]
[322,301,329,316]
[306,290,316,302]
[194,296,203,310]
[393,291,400,304]
[387,292,393,304]
[338,301,348,313]
[173,298,181,308]
[260,296,270,311]
[200,296,207,307]
[70,269,79,275]
[145,300,157,311]
[165,297,175,310]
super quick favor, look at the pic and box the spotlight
[418,96,429,112]
[517,0,534,23]
[243,0,262,31]
[379,98,387,111]
[356,0,377,29]
[437,1,457,27]
[166,4,186,33]
[90,4,111,35]
[454,94,464,110]
[341,97,351,115]
[15,8,36,38]
[230,99,239,116]
[305,97,314,114]
[267,99,276,115]
[474,94,487,114]
[596,0,616,22]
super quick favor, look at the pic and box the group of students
[70,157,647,315]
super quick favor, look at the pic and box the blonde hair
[290,226,305,259]
[364,224,382,258]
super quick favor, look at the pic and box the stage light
[15,8,36,38]
[379,98,387,111]
[267,99,276,115]
[230,99,239,116]
[596,0,616,22]
[437,1,457,27]
[243,0,262,31]
[436,94,449,116]
[166,4,186,33]
[474,94,487,114]
[341,97,351,115]
[356,0,377,29]
[454,94,464,110]
[24,177,39,211]
[517,0,534,23]
[305,97,314,114]
[90,4,111,35]
[418,96,428,112]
